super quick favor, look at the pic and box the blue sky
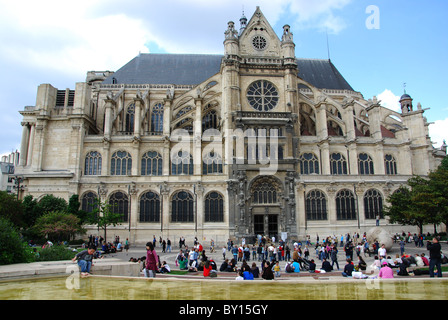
[0,0,447,158]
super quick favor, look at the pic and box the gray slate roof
[103,53,354,91]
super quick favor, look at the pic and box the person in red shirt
[203,260,213,277]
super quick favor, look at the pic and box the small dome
[400,93,412,100]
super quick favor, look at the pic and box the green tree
[36,194,68,215]
[33,211,85,242]
[407,176,443,234]
[22,195,39,228]
[384,174,447,234]
[67,194,90,225]
[88,200,123,242]
[383,186,419,230]
[0,190,24,228]
[427,157,448,231]
[0,217,33,265]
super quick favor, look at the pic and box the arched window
[358,153,374,175]
[171,151,193,175]
[335,189,357,220]
[125,103,135,134]
[305,190,327,220]
[140,191,160,222]
[364,189,383,220]
[111,151,132,175]
[299,153,320,174]
[204,192,224,222]
[384,154,397,175]
[171,191,194,222]
[202,109,219,132]
[330,152,348,175]
[81,191,98,213]
[109,191,129,222]
[141,151,163,176]
[252,177,279,204]
[151,103,163,134]
[84,151,102,175]
[203,151,223,174]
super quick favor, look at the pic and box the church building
[16,7,446,244]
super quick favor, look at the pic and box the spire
[239,8,247,36]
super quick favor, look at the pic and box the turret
[224,21,239,57]
[400,92,413,113]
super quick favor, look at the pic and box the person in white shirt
[378,244,387,258]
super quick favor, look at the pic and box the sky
[1,0,447,158]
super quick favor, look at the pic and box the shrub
[35,245,77,262]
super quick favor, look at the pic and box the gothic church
[16,7,446,244]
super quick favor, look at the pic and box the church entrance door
[253,210,279,240]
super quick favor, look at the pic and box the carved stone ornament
[128,182,138,196]
[160,181,170,195]
[98,183,108,197]
[224,21,238,39]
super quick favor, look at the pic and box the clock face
[247,80,279,112]
[252,35,267,51]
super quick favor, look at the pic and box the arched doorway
[250,176,283,239]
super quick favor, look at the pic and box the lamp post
[13,176,24,200]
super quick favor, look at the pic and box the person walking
[399,238,405,256]
[427,237,443,278]
[330,245,339,270]
[145,242,159,278]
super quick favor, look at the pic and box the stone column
[133,97,142,138]
[342,98,356,141]
[320,141,330,175]
[163,98,172,136]
[19,122,30,166]
[373,143,385,175]
[326,184,338,228]
[160,183,170,232]
[347,143,358,175]
[355,183,365,229]
[295,183,306,237]
[194,97,203,175]
[163,98,172,176]
[104,100,114,139]
[102,140,111,176]
[26,123,35,166]
[32,121,46,172]
[315,101,328,141]
[129,183,138,238]
[195,183,204,234]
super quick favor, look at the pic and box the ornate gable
[238,7,282,58]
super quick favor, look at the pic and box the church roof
[103,53,354,91]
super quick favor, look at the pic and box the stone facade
[16,7,446,244]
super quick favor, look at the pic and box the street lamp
[13,176,24,200]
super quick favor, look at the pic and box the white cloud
[429,118,448,148]
[0,0,354,155]
[0,0,353,75]
[285,0,352,34]
[0,1,150,77]
[377,89,401,112]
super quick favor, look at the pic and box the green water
[1,276,447,300]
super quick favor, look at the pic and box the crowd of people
[77,231,446,280]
